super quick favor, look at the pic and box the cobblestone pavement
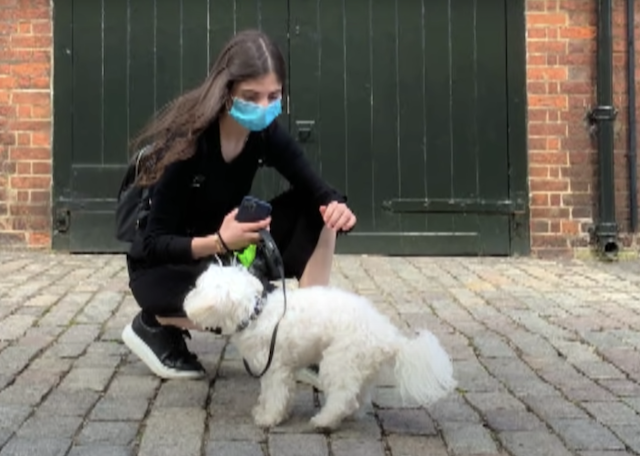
[1,250,640,456]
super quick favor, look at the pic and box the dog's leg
[352,380,375,420]
[252,368,296,429]
[310,349,374,430]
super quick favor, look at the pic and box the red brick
[9,147,50,160]
[9,175,50,189]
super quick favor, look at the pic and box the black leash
[242,229,287,378]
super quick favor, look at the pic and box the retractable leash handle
[242,229,288,379]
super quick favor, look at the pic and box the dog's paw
[252,407,283,429]
[310,414,340,431]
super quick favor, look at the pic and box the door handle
[295,120,315,142]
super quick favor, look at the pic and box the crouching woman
[122,29,357,381]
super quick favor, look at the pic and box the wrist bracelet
[215,231,231,253]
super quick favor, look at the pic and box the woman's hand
[217,208,271,251]
[320,202,357,232]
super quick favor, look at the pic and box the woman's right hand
[216,208,271,251]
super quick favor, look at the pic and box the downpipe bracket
[587,105,618,137]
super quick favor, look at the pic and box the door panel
[289,0,514,255]
[53,0,288,252]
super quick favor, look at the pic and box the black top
[129,118,344,269]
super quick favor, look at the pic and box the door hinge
[55,208,70,233]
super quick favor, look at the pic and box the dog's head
[183,263,264,335]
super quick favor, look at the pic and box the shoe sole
[122,324,205,380]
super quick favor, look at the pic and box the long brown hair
[131,29,287,186]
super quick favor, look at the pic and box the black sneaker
[122,312,206,380]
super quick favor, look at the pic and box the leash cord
[242,230,287,378]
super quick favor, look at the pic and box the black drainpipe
[627,0,637,232]
[589,0,620,259]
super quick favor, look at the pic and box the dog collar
[235,295,265,332]
[208,288,271,335]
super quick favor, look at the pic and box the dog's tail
[393,330,457,406]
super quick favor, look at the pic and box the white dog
[183,263,457,430]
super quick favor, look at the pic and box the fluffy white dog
[183,263,457,430]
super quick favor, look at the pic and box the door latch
[55,208,70,233]
[295,120,315,142]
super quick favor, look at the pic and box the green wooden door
[52,0,288,252]
[289,0,528,255]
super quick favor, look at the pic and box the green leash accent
[235,244,257,268]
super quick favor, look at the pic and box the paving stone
[0,406,31,432]
[76,421,138,446]
[0,346,40,378]
[472,335,516,358]
[581,401,640,426]
[208,417,265,442]
[104,374,159,401]
[598,379,640,397]
[58,367,113,392]
[609,425,640,453]
[90,398,149,421]
[522,394,589,420]
[427,395,481,423]
[499,431,573,456]
[16,413,82,440]
[268,434,328,456]
[66,446,134,456]
[73,342,125,369]
[38,389,99,417]
[548,419,625,451]
[0,315,36,341]
[37,292,92,327]
[137,407,205,456]
[0,437,71,456]
[154,379,208,408]
[74,291,122,324]
[440,422,498,455]
[206,441,264,456]
[386,435,448,456]
[578,452,636,456]
[377,409,436,436]
[464,391,526,413]
[483,409,546,432]
[331,438,386,456]
[574,361,626,380]
[0,377,58,407]
[209,377,260,420]
[329,413,381,440]
[0,430,11,448]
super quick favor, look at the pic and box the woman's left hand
[320,202,357,232]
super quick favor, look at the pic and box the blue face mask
[228,98,282,131]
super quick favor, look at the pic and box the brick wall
[0,0,52,248]
[527,0,640,256]
[0,0,639,256]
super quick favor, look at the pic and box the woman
[121,29,356,381]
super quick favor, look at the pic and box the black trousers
[127,188,325,317]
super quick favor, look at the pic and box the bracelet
[215,231,231,253]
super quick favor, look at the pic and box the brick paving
[0,250,639,456]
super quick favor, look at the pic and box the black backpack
[114,144,154,245]
[114,142,208,248]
